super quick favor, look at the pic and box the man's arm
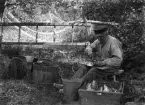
[102,39,123,67]
[85,40,99,55]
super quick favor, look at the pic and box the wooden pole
[72,25,74,43]
[53,25,56,42]
[36,25,38,43]
[18,26,21,43]
[141,5,145,51]
[0,15,3,54]
[0,22,118,27]
[143,6,145,39]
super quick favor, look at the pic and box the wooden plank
[0,42,45,45]
[53,27,56,42]
[0,16,3,52]
[72,25,74,43]
[0,21,119,26]
[0,42,86,46]
[0,26,3,52]
[42,42,86,50]
[43,42,86,46]
[18,26,21,43]
[86,20,119,26]
[0,42,86,51]
[0,22,90,27]
[36,26,38,43]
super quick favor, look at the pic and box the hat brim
[92,24,108,33]
[93,27,108,34]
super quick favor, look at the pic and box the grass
[0,79,63,105]
[0,43,92,105]
[0,44,88,103]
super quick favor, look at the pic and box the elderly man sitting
[70,23,123,89]
[54,23,123,101]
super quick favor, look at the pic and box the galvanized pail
[62,79,79,103]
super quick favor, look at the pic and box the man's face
[93,30,107,42]
[93,30,103,38]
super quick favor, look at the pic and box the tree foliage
[82,0,144,73]
[81,0,145,102]
[6,0,145,77]
[4,0,145,102]
[7,0,145,78]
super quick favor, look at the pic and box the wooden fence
[0,21,119,45]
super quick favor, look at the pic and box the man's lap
[88,66,117,73]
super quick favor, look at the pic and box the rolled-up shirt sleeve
[90,40,99,48]
[85,40,99,52]
[103,39,123,67]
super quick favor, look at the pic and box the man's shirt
[90,35,123,68]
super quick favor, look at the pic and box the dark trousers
[72,65,115,83]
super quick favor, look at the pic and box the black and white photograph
[0,0,144,105]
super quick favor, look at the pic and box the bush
[82,0,144,72]
[1,45,23,58]
[81,0,144,102]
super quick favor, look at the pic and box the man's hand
[86,62,94,66]
[85,42,93,56]
[93,60,106,67]
[85,47,93,56]
[80,61,94,66]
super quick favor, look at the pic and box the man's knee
[89,67,97,72]
[72,65,89,79]
[88,67,98,80]
[79,65,88,71]
[80,64,88,69]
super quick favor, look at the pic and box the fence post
[18,26,21,44]
[36,25,38,43]
[72,25,74,43]
[0,14,4,54]
[53,25,56,42]
[0,25,3,53]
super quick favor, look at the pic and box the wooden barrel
[8,56,27,79]
[32,62,59,85]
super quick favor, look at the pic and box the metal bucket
[25,56,34,63]
[62,79,79,103]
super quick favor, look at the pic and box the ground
[0,79,65,105]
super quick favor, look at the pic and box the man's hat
[91,24,108,34]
